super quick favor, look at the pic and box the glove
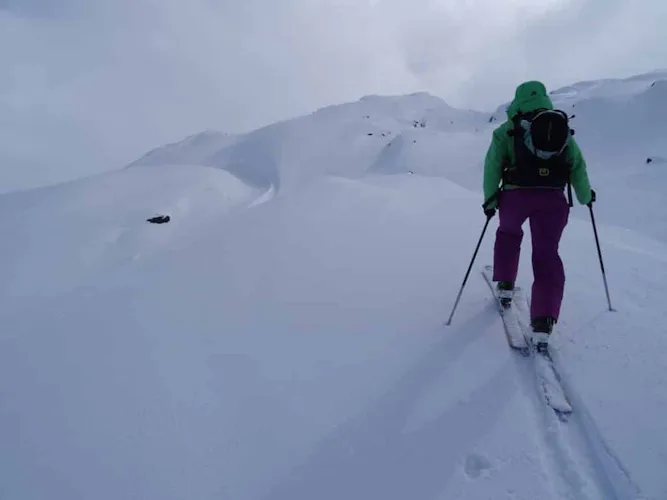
[587,189,596,207]
[484,208,496,219]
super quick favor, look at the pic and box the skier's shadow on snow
[263,304,517,500]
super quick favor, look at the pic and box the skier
[482,80,595,351]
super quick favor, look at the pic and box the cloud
[0,0,665,191]
[453,0,667,106]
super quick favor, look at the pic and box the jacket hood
[506,81,554,119]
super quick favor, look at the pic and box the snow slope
[0,165,262,301]
[2,73,667,499]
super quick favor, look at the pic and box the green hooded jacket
[483,81,593,209]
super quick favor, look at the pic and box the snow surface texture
[2,71,667,500]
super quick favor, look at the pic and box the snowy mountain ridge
[130,90,490,192]
[133,70,667,240]
[135,70,667,177]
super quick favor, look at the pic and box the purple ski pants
[492,189,570,321]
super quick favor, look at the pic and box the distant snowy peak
[549,70,667,105]
[130,92,487,172]
[126,91,490,191]
[314,91,489,133]
[488,70,667,122]
[357,91,457,113]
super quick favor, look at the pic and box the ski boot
[531,316,555,353]
[496,281,514,308]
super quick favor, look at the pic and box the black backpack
[505,109,573,190]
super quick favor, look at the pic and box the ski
[483,265,572,417]
[535,354,572,419]
[512,279,573,418]
[481,265,530,355]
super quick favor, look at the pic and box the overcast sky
[1,0,666,191]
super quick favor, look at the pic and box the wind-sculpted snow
[131,130,239,168]
[0,165,261,299]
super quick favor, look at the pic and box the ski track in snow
[548,353,644,500]
[510,291,642,500]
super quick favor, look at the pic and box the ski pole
[446,214,493,325]
[588,204,614,312]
